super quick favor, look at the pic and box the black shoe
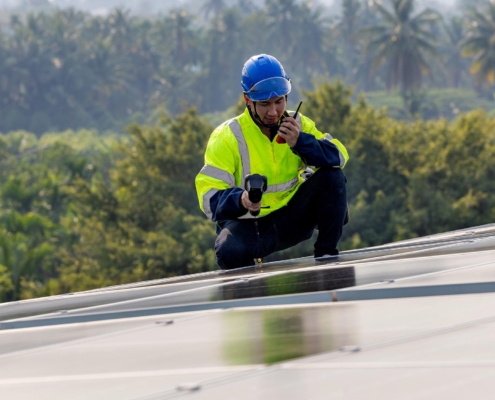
[314,254,339,264]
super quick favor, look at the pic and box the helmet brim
[245,77,291,101]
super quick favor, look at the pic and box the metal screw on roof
[177,383,201,392]
[156,319,174,325]
[59,310,68,314]
[155,320,174,325]
[340,345,361,353]
[380,279,395,284]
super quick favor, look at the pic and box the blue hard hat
[241,54,291,101]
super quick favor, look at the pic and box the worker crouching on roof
[195,54,349,270]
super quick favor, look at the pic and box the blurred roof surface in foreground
[1,223,495,399]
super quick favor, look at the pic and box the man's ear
[243,95,251,107]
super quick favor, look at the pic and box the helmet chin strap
[250,102,280,129]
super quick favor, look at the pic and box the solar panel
[3,293,495,399]
[1,223,495,399]
[3,248,495,330]
[3,230,493,324]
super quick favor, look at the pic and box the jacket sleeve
[208,187,248,221]
[292,115,349,168]
[195,127,249,221]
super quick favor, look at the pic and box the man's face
[247,95,286,125]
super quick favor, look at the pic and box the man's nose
[267,104,277,115]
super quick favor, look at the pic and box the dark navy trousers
[215,167,348,269]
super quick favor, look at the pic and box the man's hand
[278,116,300,147]
[241,190,261,212]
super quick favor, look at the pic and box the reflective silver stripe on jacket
[228,119,250,188]
[199,165,236,187]
[239,177,300,219]
[203,188,220,220]
[265,177,299,193]
[320,133,345,167]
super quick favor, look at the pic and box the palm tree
[457,0,487,12]
[265,0,299,51]
[203,9,243,112]
[201,0,227,20]
[336,0,362,75]
[361,0,441,94]
[165,9,200,67]
[443,16,468,88]
[106,8,134,53]
[461,2,495,87]
[236,0,257,15]
[293,1,329,73]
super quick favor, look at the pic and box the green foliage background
[2,0,495,302]
[3,0,495,135]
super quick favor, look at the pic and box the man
[195,54,349,269]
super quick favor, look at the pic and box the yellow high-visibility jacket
[195,107,349,222]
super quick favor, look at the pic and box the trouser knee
[215,232,254,270]
[318,167,346,190]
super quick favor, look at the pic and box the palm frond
[397,0,415,22]
[411,8,440,21]
[371,0,397,25]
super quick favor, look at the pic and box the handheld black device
[244,174,268,216]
